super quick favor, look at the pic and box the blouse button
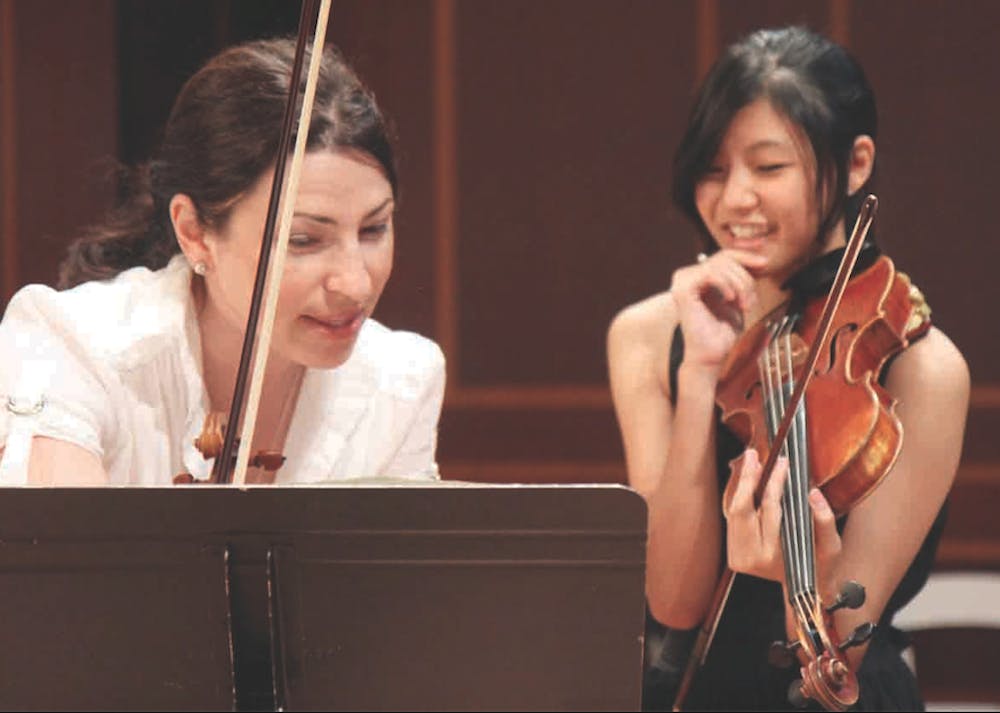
[6,395,45,416]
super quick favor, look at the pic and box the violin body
[716,255,921,515]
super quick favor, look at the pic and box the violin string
[770,320,797,597]
[760,322,795,597]
[778,324,801,598]
[785,323,813,599]
[768,320,812,642]
[775,322,806,611]
[770,324,794,595]
[781,320,808,601]
[796,322,823,629]
[761,318,816,648]
[783,319,821,649]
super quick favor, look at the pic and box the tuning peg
[839,621,875,652]
[787,678,808,708]
[767,639,801,669]
[826,580,866,613]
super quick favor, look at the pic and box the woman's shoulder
[350,318,446,398]
[1,257,191,364]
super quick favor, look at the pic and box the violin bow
[671,195,879,710]
[214,0,333,486]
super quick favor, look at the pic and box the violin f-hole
[817,323,859,375]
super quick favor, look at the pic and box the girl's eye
[361,223,389,241]
[758,163,788,173]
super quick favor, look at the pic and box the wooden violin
[673,195,932,710]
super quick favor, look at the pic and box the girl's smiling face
[694,98,835,281]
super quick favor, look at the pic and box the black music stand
[0,484,647,711]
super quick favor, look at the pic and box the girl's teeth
[731,225,765,238]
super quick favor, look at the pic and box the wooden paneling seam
[432,0,458,393]
[1,0,19,303]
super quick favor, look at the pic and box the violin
[174,0,331,486]
[673,195,932,710]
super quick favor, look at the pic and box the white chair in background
[893,571,1000,712]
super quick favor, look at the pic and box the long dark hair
[59,37,397,288]
[672,26,877,249]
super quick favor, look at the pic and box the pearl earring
[193,261,207,276]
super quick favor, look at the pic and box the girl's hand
[722,448,843,599]
[669,249,766,373]
[722,448,787,582]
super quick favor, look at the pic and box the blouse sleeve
[380,340,446,481]
[0,287,116,483]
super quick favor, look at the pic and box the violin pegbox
[778,580,873,710]
[173,411,286,484]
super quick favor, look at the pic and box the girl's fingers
[719,260,757,312]
[759,456,788,545]
[809,487,842,565]
[696,264,740,303]
[677,250,759,313]
[719,247,769,271]
[724,448,761,519]
[706,251,759,312]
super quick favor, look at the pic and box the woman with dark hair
[0,38,444,486]
[607,27,968,710]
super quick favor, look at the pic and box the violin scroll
[798,655,855,710]
[781,592,873,710]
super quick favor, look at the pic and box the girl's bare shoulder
[608,291,677,347]
[607,291,679,393]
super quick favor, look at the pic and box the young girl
[0,38,444,486]
[608,27,969,710]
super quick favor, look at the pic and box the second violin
[674,195,933,711]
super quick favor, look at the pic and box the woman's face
[694,98,832,280]
[203,149,394,370]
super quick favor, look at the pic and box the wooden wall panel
[1,0,116,299]
[851,1,1000,575]
[938,465,1000,570]
[453,0,696,387]
[717,0,834,46]
[853,0,1000,384]
[0,0,18,303]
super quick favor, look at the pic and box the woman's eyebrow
[294,198,395,226]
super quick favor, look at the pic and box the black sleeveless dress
[642,245,945,711]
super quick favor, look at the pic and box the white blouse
[0,256,445,485]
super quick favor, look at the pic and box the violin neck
[779,420,817,605]
[759,317,818,605]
